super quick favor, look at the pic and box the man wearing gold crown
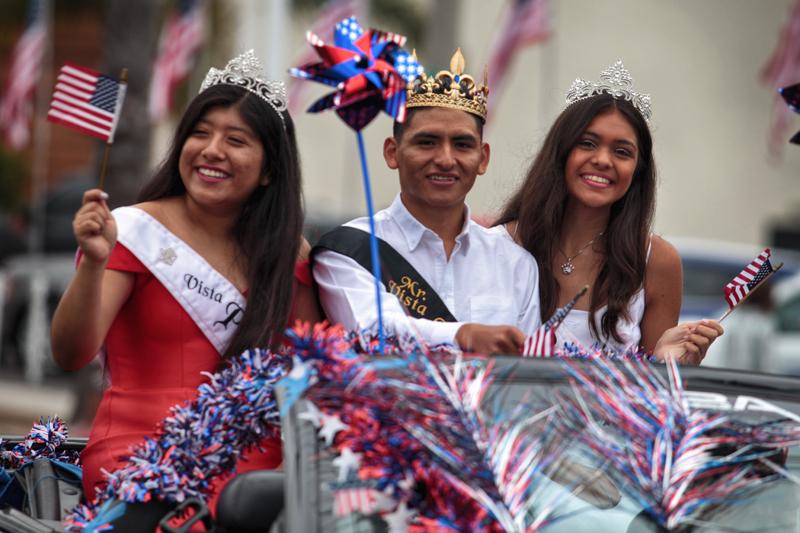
[312,49,540,354]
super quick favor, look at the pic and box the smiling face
[564,109,639,212]
[178,104,266,212]
[383,107,490,222]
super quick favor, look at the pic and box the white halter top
[556,238,652,352]
[556,289,646,352]
[500,225,652,352]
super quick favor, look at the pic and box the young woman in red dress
[51,51,321,502]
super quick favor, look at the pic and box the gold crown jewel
[565,60,652,120]
[406,48,489,120]
[199,50,288,125]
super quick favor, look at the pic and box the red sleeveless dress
[80,243,311,505]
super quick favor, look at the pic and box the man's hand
[653,320,724,365]
[455,324,526,354]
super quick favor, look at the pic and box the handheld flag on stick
[47,63,127,189]
[290,16,422,351]
[720,248,782,321]
[522,285,588,357]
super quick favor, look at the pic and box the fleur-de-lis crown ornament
[406,48,489,120]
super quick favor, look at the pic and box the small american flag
[0,0,48,150]
[486,0,551,118]
[523,285,587,357]
[523,324,556,357]
[47,63,126,143]
[148,0,205,120]
[724,248,775,309]
[287,0,364,114]
[332,485,378,516]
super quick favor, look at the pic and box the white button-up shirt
[313,195,541,345]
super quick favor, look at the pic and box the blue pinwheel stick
[355,131,385,350]
[290,16,424,352]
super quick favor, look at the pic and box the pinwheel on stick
[290,16,424,351]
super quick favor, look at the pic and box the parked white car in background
[772,273,800,376]
[670,237,800,375]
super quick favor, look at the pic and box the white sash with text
[113,206,245,355]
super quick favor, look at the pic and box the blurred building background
[1,0,798,246]
[0,0,799,433]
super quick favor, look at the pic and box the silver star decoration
[383,501,415,533]
[373,487,397,513]
[332,447,362,482]
[318,413,349,446]
[158,247,177,265]
[398,472,415,492]
[298,401,323,428]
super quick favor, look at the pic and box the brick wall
[0,7,104,196]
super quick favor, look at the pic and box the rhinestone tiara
[407,48,489,120]
[199,50,288,125]
[565,60,651,120]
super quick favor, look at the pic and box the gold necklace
[559,232,604,275]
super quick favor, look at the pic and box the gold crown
[406,48,488,120]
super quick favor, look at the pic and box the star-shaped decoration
[276,356,317,416]
[318,413,349,446]
[298,401,323,428]
[289,16,424,131]
[332,447,362,482]
[158,247,177,265]
[382,501,415,533]
[372,486,397,513]
[397,472,415,492]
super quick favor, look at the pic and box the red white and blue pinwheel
[780,82,800,145]
[290,16,423,131]
[290,17,424,351]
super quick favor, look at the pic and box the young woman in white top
[496,63,722,363]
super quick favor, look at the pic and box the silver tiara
[565,60,651,120]
[199,50,288,125]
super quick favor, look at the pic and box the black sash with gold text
[312,226,457,322]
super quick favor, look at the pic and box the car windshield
[281,356,800,532]
[488,358,800,532]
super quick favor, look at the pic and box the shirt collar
[388,194,473,253]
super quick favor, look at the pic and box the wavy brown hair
[138,84,303,358]
[496,94,655,343]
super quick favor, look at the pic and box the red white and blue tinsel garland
[0,417,81,517]
[280,324,800,531]
[63,347,291,531]
[5,322,789,532]
[557,356,800,530]
[279,324,614,531]
[0,416,79,470]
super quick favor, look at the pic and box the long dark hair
[496,94,655,343]
[138,84,303,358]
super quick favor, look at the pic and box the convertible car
[2,356,800,533]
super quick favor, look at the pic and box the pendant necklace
[559,232,604,275]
